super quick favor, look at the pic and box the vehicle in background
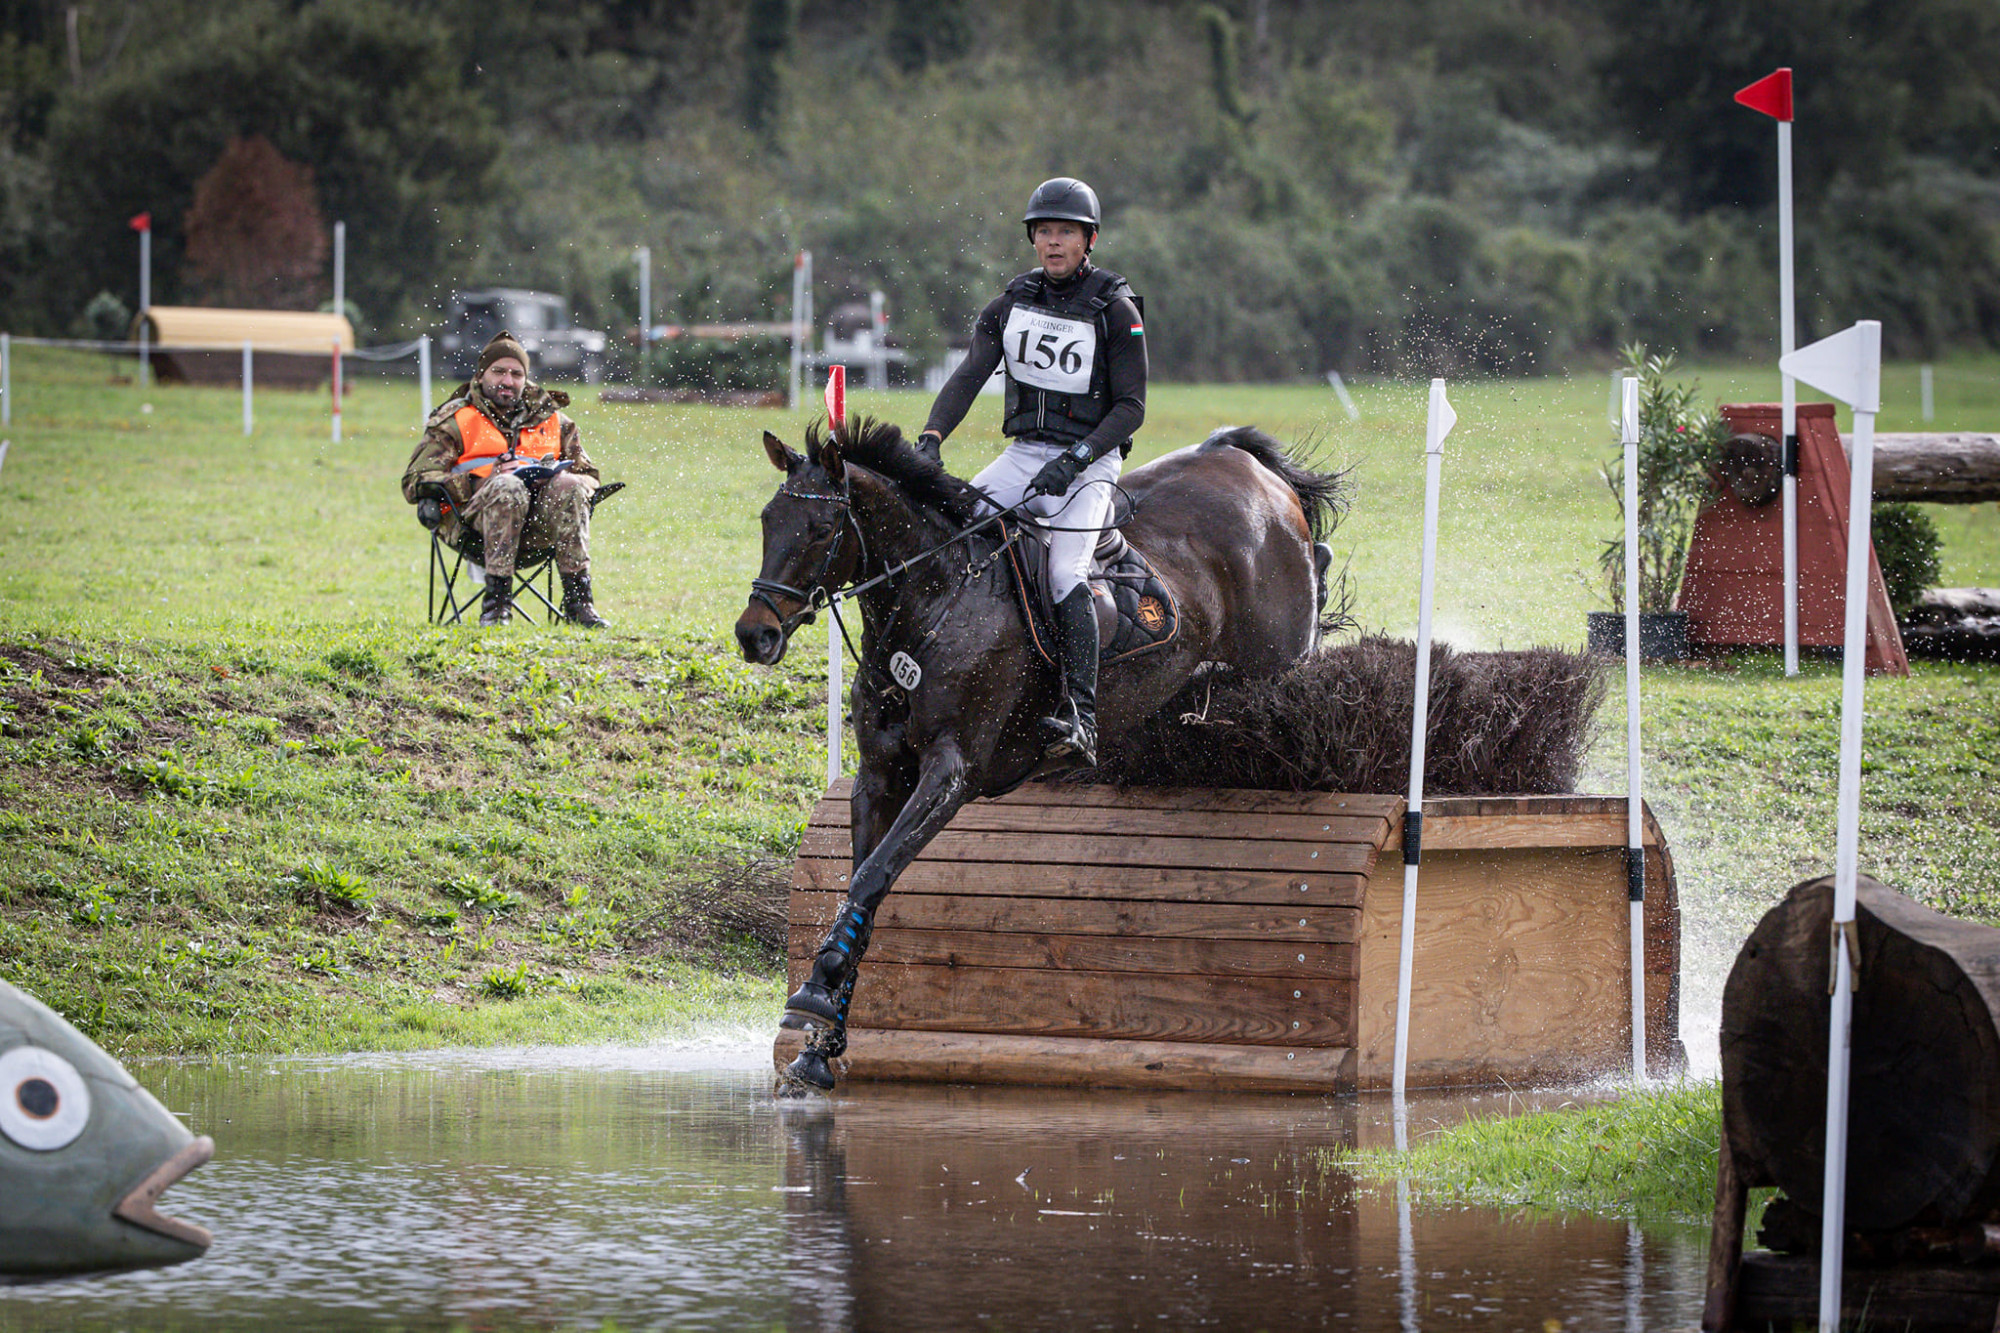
[439,289,610,384]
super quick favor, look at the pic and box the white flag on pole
[1780,325,1882,414]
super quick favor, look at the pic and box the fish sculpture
[0,978,213,1282]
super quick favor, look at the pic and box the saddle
[998,517,1180,669]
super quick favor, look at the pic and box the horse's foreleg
[782,739,971,1028]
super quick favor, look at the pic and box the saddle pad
[999,519,1180,670]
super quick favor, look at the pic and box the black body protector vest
[999,266,1138,454]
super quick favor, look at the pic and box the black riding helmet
[1023,177,1100,250]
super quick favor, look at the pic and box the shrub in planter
[1596,345,1725,614]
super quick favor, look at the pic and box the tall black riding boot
[559,569,609,628]
[782,900,873,1027]
[478,573,514,627]
[1039,585,1100,769]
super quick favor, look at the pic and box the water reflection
[0,1043,1706,1330]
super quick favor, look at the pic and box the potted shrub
[1587,346,1724,662]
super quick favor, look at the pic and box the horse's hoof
[774,1073,817,1099]
[784,1048,838,1092]
[778,1010,814,1032]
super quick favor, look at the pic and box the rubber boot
[781,972,856,1094]
[782,901,872,1027]
[1039,585,1100,768]
[478,573,514,627]
[559,569,609,628]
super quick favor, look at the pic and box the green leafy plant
[1597,346,1725,613]
[1871,501,1943,619]
[284,861,376,912]
[479,962,534,999]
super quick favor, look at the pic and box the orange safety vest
[453,403,563,480]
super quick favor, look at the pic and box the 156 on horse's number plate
[889,651,922,691]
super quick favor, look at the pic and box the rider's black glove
[412,480,449,502]
[416,498,445,530]
[915,431,944,465]
[1027,444,1092,498]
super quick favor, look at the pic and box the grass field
[0,345,1996,1059]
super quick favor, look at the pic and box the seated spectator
[402,331,608,627]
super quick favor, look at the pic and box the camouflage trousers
[459,469,596,578]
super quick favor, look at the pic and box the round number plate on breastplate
[889,651,922,691]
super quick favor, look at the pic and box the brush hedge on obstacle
[1085,634,1605,797]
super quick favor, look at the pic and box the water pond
[0,1038,1707,1330]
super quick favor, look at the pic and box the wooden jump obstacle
[777,780,1684,1092]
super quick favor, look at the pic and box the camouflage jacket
[401,380,599,508]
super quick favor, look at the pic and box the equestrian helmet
[1023,177,1101,245]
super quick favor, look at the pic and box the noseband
[748,482,870,637]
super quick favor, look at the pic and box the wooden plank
[839,964,1352,1047]
[790,890,1361,943]
[798,826,1381,874]
[809,799,1394,847]
[817,776,1404,821]
[787,923,1355,979]
[1354,846,1633,1088]
[773,1027,1357,1093]
[1415,798,1666,850]
[793,857,1366,907]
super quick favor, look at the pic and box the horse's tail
[1196,425,1349,542]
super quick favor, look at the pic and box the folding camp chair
[423,482,625,626]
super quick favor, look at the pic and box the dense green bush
[1873,502,1944,619]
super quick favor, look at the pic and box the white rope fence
[0,331,438,436]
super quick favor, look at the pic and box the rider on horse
[915,176,1148,770]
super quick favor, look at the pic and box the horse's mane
[805,415,987,527]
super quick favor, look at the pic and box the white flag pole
[418,333,433,428]
[1779,115,1800,677]
[137,223,151,389]
[823,364,848,786]
[1,332,10,428]
[1779,320,1882,1333]
[1622,376,1646,1082]
[1391,378,1455,1109]
[635,246,652,361]
[242,341,253,436]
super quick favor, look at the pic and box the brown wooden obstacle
[1704,874,2000,1331]
[1677,402,1909,674]
[777,780,1684,1092]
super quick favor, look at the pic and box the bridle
[748,480,869,638]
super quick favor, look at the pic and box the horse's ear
[763,431,802,472]
[818,438,845,482]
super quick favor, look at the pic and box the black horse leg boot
[1040,585,1100,768]
[479,573,514,627]
[783,900,873,1027]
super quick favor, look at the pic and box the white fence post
[331,340,343,443]
[242,342,253,436]
[1622,376,1647,1082]
[1921,364,1934,422]
[1,332,9,427]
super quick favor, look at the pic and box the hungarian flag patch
[1129,320,1144,336]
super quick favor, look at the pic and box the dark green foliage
[887,0,972,74]
[35,0,495,333]
[740,0,793,143]
[640,336,789,392]
[1873,502,1943,620]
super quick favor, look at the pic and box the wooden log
[1842,432,2000,503]
[1732,1251,2000,1330]
[1721,874,2000,1233]
[1701,1131,1748,1332]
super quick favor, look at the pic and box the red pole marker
[824,364,846,439]
[128,212,152,232]
[1734,67,1793,121]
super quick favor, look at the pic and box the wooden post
[1702,1131,1747,1331]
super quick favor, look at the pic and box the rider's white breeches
[973,438,1122,601]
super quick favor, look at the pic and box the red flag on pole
[824,364,846,438]
[1734,68,1793,122]
[128,212,152,232]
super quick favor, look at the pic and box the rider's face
[480,357,527,407]
[1033,221,1090,280]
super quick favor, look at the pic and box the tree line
[2,0,1996,380]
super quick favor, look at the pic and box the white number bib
[1001,304,1096,394]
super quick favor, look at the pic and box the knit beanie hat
[479,330,530,374]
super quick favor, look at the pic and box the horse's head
[736,429,862,665]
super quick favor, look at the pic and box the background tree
[183,136,327,310]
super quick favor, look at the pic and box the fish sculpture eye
[0,1046,91,1151]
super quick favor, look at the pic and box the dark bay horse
[735,417,1345,1091]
